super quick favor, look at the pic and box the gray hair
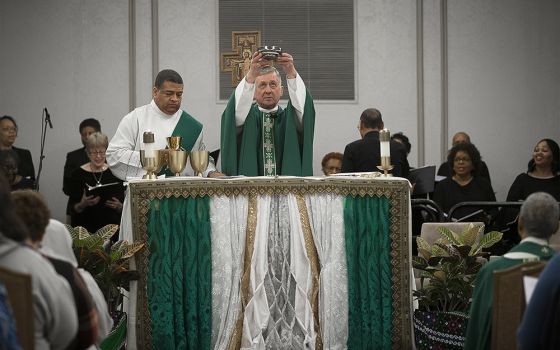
[85,132,109,150]
[258,66,282,83]
[519,192,560,239]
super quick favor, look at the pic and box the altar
[124,176,412,349]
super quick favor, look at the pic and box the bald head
[452,132,471,146]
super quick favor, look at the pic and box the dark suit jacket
[63,147,89,215]
[342,131,410,177]
[12,146,35,180]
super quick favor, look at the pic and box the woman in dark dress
[0,115,35,181]
[507,138,560,202]
[433,142,495,221]
[0,149,35,190]
[69,132,125,233]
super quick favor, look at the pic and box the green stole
[220,89,315,176]
[159,111,203,176]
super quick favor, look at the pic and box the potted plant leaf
[65,224,145,320]
[412,223,503,349]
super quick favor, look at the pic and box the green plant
[65,224,145,314]
[412,223,503,312]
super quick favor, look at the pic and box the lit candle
[379,129,391,157]
[143,131,156,158]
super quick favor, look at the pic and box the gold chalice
[190,150,209,177]
[140,150,160,180]
[168,149,189,177]
[155,149,168,174]
[167,136,183,150]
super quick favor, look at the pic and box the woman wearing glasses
[0,115,35,182]
[433,142,496,221]
[68,132,125,233]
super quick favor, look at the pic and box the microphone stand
[35,108,51,191]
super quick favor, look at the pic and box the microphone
[44,108,53,129]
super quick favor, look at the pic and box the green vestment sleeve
[463,242,555,350]
[220,90,315,176]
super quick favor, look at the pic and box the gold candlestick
[377,156,394,177]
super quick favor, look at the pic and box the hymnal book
[85,182,122,201]
[407,165,436,196]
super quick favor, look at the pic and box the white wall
[1,0,559,221]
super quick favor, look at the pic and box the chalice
[166,136,182,150]
[169,149,189,177]
[190,150,209,177]
[155,149,168,175]
[140,150,160,180]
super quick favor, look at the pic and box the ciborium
[190,150,209,177]
[169,149,189,177]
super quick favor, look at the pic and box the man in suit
[63,118,101,222]
[464,191,558,350]
[341,108,409,177]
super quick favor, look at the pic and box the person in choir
[0,115,35,183]
[341,108,409,177]
[464,192,558,350]
[507,138,560,202]
[494,138,560,247]
[220,50,315,176]
[0,149,35,190]
[321,152,343,176]
[517,252,560,349]
[68,132,125,234]
[106,69,222,179]
[11,189,99,349]
[0,174,78,350]
[63,118,102,223]
[437,131,491,183]
[432,142,495,221]
[391,132,411,156]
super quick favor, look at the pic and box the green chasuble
[220,90,315,176]
[463,241,555,350]
[159,111,203,176]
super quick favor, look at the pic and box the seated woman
[0,115,35,181]
[0,149,35,190]
[0,175,78,350]
[68,132,125,234]
[495,138,560,247]
[321,152,343,175]
[391,132,411,156]
[433,142,496,221]
[507,138,560,202]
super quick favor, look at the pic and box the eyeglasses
[88,150,106,156]
[1,127,17,133]
[453,157,471,163]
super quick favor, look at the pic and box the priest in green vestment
[220,51,315,176]
[464,192,559,350]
